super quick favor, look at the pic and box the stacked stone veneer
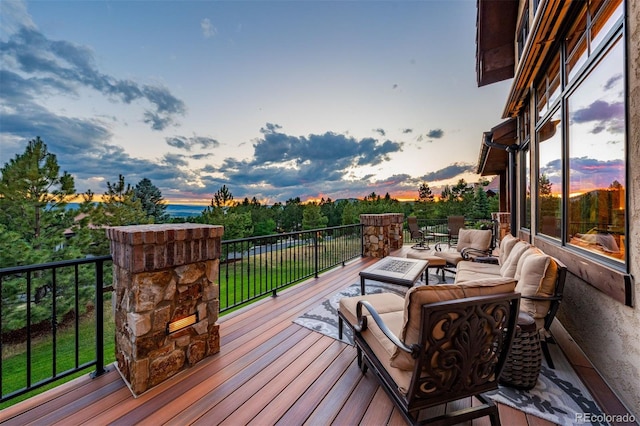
[360,213,404,258]
[492,212,511,241]
[106,223,223,396]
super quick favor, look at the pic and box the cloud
[201,18,217,38]
[194,124,407,202]
[166,135,220,151]
[603,73,623,91]
[0,27,186,131]
[392,84,398,89]
[402,128,413,134]
[373,128,386,137]
[419,163,475,182]
[568,156,625,192]
[572,100,624,134]
[0,1,36,40]
[426,128,444,139]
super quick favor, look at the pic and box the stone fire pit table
[359,256,428,295]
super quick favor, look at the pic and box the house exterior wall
[557,1,640,416]
[478,0,639,416]
[529,1,639,416]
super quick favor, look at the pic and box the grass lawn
[0,298,115,410]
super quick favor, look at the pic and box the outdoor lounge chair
[434,228,493,271]
[445,215,465,245]
[338,280,520,426]
[408,216,430,249]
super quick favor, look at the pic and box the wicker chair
[338,280,520,426]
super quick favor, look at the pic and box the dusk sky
[0,0,514,205]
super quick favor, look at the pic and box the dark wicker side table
[500,312,542,390]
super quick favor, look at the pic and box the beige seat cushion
[455,268,503,283]
[406,251,447,267]
[339,292,405,327]
[338,293,412,394]
[358,311,413,395]
[433,250,463,265]
[499,241,531,278]
[499,234,519,265]
[455,260,502,283]
[515,253,559,324]
[390,277,516,370]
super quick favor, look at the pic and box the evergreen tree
[212,185,234,208]
[282,197,303,231]
[133,178,168,223]
[0,137,76,260]
[75,175,150,255]
[470,185,490,219]
[341,200,359,225]
[302,202,329,230]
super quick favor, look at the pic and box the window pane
[565,9,588,83]
[567,38,625,261]
[524,149,531,229]
[591,0,623,53]
[536,81,547,121]
[548,53,561,106]
[537,108,562,238]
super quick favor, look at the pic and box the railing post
[91,259,106,378]
[314,232,319,278]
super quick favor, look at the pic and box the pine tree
[133,178,168,222]
[0,137,76,258]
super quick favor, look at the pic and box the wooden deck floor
[0,247,626,425]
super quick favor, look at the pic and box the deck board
[0,247,624,426]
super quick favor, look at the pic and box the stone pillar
[106,223,223,396]
[360,213,404,258]
[492,212,511,242]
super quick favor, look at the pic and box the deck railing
[219,224,363,313]
[0,223,364,403]
[0,256,112,404]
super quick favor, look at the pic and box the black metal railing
[0,255,112,403]
[0,223,365,404]
[219,224,363,313]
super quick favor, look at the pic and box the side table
[499,312,542,390]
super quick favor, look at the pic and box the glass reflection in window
[537,108,562,238]
[567,37,625,261]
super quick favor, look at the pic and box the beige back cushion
[389,278,517,370]
[499,234,519,265]
[499,241,531,278]
[514,247,541,280]
[515,253,559,321]
[456,228,492,252]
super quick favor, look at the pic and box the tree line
[1,137,498,268]
[0,137,498,333]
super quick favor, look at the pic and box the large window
[533,0,625,265]
[567,37,625,261]
[519,108,531,230]
[536,108,562,239]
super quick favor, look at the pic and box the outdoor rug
[293,280,609,426]
[293,274,448,346]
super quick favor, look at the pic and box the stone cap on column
[106,224,224,273]
[359,213,404,226]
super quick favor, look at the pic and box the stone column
[106,223,223,396]
[360,213,404,258]
[492,212,511,242]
